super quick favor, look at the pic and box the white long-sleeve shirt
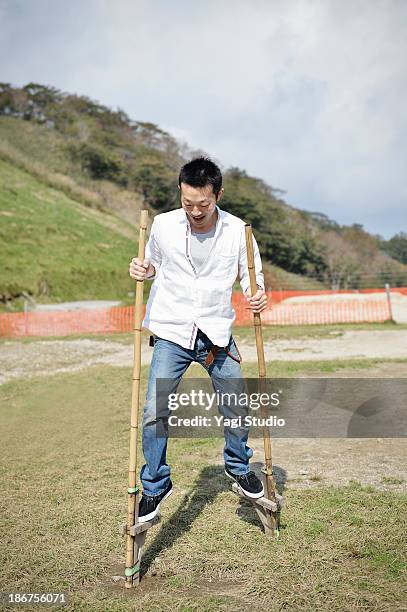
[142,205,265,349]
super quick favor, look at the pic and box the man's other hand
[245,287,268,313]
[129,257,154,281]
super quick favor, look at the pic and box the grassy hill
[0,158,141,310]
[0,156,321,311]
[0,115,145,226]
[0,82,406,310]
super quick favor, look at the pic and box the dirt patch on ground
[1,329,406,384]
[239,329,407,361]
[248,438,407,492]
[0,338,137,384]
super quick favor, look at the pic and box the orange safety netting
[0,288,399,338]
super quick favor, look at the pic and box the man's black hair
[178,157,222,199]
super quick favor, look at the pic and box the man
[129,157,268,522]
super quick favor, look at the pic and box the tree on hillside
[132,155,178,212]
[68,142,128,185]
[341,224,380,260]
[221,167,327,277]
[307,211,341,231]
[222,168,264,228]
[380,232,407,265]
[22,83,62,106]
[320,231,361,290]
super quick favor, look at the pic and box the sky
[1,0,406,238]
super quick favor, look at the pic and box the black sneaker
[138,481,173,523]
[225,466,264,499]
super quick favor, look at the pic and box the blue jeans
[140,328,253,496]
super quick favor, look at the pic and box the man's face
[179,182,223,232]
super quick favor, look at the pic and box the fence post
[24,300,28,336]
[385,283,394,322]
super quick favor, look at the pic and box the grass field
[1,360,406,611]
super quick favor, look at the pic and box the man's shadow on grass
[141,462,287,577]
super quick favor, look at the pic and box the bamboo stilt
[123,209,154,587]
[234,223,282,537]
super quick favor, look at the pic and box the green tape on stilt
[125,563,140,577]
[128,486,139,494]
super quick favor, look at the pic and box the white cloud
[1,0,406,237]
